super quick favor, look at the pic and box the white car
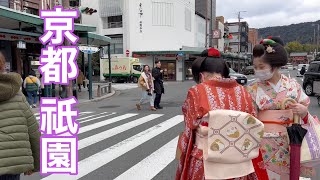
[287,65,294,70]
[296,64,309,77]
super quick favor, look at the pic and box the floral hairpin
[260,39,276,54]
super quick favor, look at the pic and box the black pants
[154,93,162,108]
[0,174,20,180]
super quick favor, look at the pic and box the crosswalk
[32,111,183,180]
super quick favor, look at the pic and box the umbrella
[282,98,308,180]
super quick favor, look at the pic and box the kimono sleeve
[182,89,204,130]
[296,81,310,107]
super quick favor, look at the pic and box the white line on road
[79,113,138,134]
[114,136,179,180]
[78,114,164,149]
[41,115,183,180]
[79,112,116,124]
[77,112,110,121]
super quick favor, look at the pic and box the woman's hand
[288,103,308,118]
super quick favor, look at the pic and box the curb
[31,89,116,113]
[77,89,116,105]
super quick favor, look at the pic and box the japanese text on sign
[39,6,80,175]
[139,3,143,33]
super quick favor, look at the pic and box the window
[133,65,142,72]
[152,2,174,26]
[103,37,123,55]
[309,64,320,72]
[106,16,123,29]
[26,8,39,15]
[185,8,191,31]
[70,0,79,7]
[0,0,9,7]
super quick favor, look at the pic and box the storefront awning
[0,28,41,37]
[0,6,96,32]
[132,50,202,55]
[78,32,111,46]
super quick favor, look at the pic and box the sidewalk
[30,82,115,113]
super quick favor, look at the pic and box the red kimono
[176,79,268,180]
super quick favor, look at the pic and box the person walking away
[77,70,85,92]
[300,65,306,76]
[0,52,40,179]
[176,48,268,180]
[136,65,156,111]
[23,71,40,108]
[152,60,164,109]
[246,36,313,179]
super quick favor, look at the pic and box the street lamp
[312,24,319,55]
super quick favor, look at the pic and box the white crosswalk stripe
[33,111,183,180]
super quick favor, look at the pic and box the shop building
[81,0,215,81]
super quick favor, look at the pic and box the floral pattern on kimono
[176,78,267,180]
[246,74,312,179]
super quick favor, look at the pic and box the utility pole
[62,0,74,98]
[209,0,213,47]
[237,11,246,54]
[205,0,208,48]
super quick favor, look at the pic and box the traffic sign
[78,46,100,54]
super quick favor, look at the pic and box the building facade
[225,21,249,53]
[248,28,258,52]
[82,0,213,81]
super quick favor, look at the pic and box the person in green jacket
[23,71,40,108]
[0,52,41,180]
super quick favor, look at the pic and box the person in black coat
[152,60,164,109]
[300,65,306,76]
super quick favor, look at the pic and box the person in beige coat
[136,65,156,111]
[77,70,85,92]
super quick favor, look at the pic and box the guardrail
[97,83,112,97]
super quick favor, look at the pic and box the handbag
[300,114,320,167]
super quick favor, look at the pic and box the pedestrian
[39,74,45,97]
[246,36,313,179]
[176,48,267,180]
[152,60,164,109]
[136,65,156,111]
[0,52,40,179]
[300,65,306,76]
[23,71,40,108]
[77,70,85,92]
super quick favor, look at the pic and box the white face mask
[254,68,274,81]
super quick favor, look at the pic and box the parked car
[287,65,294,70]
[297,64,309,77]
[243,66,254,75]
[229,68,247,85]
[303,61,320,96]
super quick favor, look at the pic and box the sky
[216,0,320,29]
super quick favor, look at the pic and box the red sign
[292,56,306,61]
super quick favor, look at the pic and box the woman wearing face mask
[246,37,312,179]
[176,48,267,180]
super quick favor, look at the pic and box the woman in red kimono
[176,48,268,180]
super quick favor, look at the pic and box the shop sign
[0,33,40,44]
[213,30,221,39]
[17,41,26,49]
[5,62,10,72]
[138,3,143,33]
[78,46,100,54]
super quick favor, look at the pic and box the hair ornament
[266,45,275,53]
[207,48,221,58]
[260,39,277,46]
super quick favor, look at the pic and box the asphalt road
[21,69,319,180]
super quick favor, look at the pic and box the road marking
[79,113,138,134]
[77,112,110,121]
[114,136,178,180]
[78,114,164,149]
[79,112,117,124]
[41,115,183,180]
